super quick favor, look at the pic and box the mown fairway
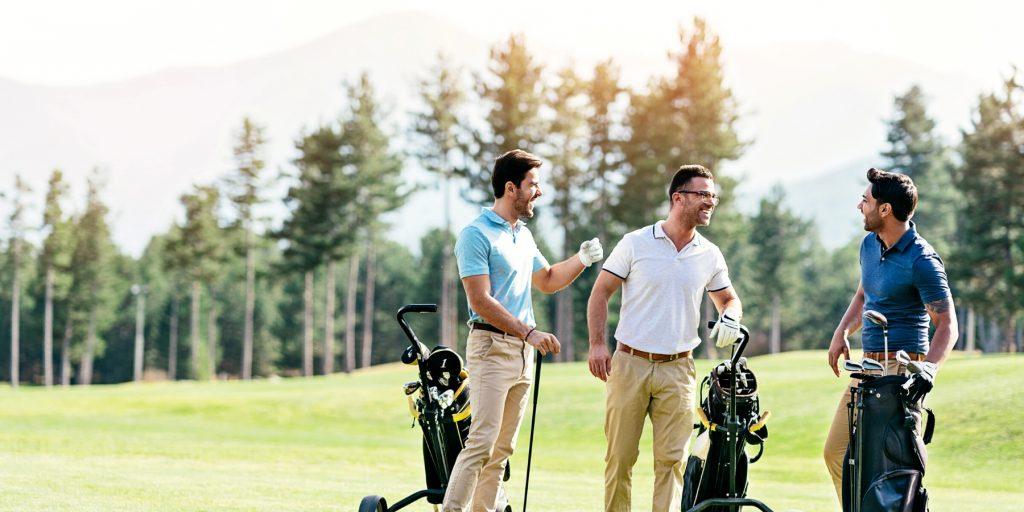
[1,351,1020,511]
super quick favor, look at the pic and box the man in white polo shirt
[587,164,744,512]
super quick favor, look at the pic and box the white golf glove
[709,306,742,348]
[577,237,604,267]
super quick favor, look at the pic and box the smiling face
[858,184,885,232]
[671,177,717,227]
[511,168,542,219]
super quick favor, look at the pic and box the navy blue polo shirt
[860,222,951,353]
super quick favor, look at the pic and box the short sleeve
[455,227,490,278]
[602,236,633,280]
[706,248,732,292]
[532,245,549,273]
[913,253,952,304]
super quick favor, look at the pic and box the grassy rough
[0,351,1019,511]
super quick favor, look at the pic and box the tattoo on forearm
[925,298,952,314]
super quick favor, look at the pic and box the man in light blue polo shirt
[823,168,958,502]
[443,149,604,512]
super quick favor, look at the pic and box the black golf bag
[403,345,472,500]
[843,375,935,512]
[681,359,770,511]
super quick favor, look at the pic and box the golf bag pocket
[861,469,922,512]
[883,422,926,470]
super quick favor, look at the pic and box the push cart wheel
[358,495,387,512]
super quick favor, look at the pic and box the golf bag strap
[923,408,935,445]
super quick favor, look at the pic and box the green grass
[1,351,1020,511]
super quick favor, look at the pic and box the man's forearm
[925,298,958,366]
[835,290,865,336]
[587,290,610,348]
[472,295,531,339]
[539,256,586,293]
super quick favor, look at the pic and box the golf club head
[861,357,884,372]
[843,360,863,372]
[894,350,911,365]
[905,360,924,374]
[863,310,889,329]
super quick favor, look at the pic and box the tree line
[3,19,1021,386]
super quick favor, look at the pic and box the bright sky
[3,0,1021,87]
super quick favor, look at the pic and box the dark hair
[669,164,714,198]
[492,149,543,198]
[867,168,917,221]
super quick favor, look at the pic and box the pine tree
[225,116,268,380]
[40,170,73,387]
[458,34,546,205]
[956,74,1024,352]
[68,170,117,385]
[411,52,469,352]
[882,85,958,256]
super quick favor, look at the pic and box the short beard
[514,190,534,219]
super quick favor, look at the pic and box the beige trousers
[443,329,533,512]
[823,359,918,502]
[605,349,697,512]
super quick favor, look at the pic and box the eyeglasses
[673,189,720,204]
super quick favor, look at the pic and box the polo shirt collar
[885,222,918,253]
[653,221,703,247]
[482,207,524,230]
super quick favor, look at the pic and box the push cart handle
[397,304,438,353]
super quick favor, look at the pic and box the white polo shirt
[602,221,732,354]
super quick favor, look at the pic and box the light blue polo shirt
[455,207,549,326]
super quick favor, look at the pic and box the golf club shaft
[523,351,542,511]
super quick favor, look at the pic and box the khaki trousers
[605,349,697,512]
[443,329,533,512]
[823,359,919,503]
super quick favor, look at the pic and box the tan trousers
[823,359,918,502]
[605,349,697,512]
[443,329,533,512]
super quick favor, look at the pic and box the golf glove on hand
[578,238,604,267]
[710,307,742,348]
[904,361,937,403]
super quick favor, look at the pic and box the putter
[863,310,889,375]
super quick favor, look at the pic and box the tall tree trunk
[207,296,217,379]
[324,261,336,374]
[440,173,458,353]
[361,244,377,368]
[302,270,314,377]
[770,293,782,354]
[133,289,146,382]
[965,307,976,353]
[78,309,97,385]
[344,254,360,374]
[168,293,179,379]
[10,250,20,388]
[60,315,72,387]
[1003,317,1016,353]
[43,266,54,387]
[242,233,255,380]
[190,280,201,379]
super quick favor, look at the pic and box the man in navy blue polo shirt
[822,168,958,501]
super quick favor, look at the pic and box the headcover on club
[424,347,464,392]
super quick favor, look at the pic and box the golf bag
[681,359,770,511]
[843,375,935,512]
[404,345,472,499]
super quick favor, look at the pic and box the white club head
[894,350,911,365]
[844,360,863,372]
[863,310,888,329]
[861,357,884,372]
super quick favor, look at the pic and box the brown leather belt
[470,322,510,336]
[618,343,691,362]
[864,350,926,361]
